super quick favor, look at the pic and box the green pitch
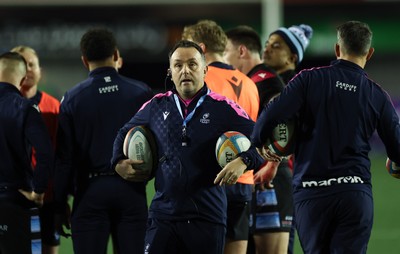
[59,153,400,253]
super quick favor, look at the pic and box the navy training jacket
[0,82,52,193]
[251,59,400,202]
[111,85,255,225]
[55,67,153,207]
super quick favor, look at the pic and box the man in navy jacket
[0,51,52,254]
[112,40,255,254]
[54,28,153,254]
[221,21,400,253]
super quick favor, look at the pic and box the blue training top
[0,82,52,193]
[111,85,255,225]
[55,67,153,208]
[247,59,400,203]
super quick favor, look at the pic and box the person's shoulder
[40,91,60,104]
[69,78,91,94]
[145,90,173,104]
[207,90,240,107]
[118,75,153,93]
[207,91,251,119]
[37,91,60,113]
[249,63,278,78]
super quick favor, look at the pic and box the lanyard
[173,88,210,146]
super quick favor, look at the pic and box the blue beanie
[271,24,313,64]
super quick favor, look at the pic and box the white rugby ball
[264,120,295,156]
[215,131,251,168]
[123,125,157,172]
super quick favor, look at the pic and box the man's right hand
[55,204,72,238]
[115,159,151,182]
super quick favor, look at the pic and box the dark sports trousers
[225,200,250,240]
[295,191,373,254]
[70,175,147,254]
[0,191,41,254]
[144,218,225,254]
[39,203,60,246]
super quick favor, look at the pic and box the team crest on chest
[200,113,210,124]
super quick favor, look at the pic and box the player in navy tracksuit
[0,52,53,254]
[111,40,255,254]
[54,28,153,254]
[223,21,400,253]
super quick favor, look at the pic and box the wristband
[239,154,252,170]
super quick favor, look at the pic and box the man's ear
[18,76,26,89]
[81,56,89,69]
[198,42,206,53]
[289,54,298,66]
[113,49,119,62]
[238,44,247,58]
[366,47,374,61]
[335,43,340,58]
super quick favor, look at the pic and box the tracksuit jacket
[0,82,52,194]
[111,85,255,226]
[244,59,400,203]
[54,67,153,209]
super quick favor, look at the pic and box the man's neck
[205,52,224,66]
[339,56,366,69]
[276,65,296,75]
[242,57,263,75]
[88,58,116,71]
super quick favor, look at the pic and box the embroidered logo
[163,111,170,120]
[227,76,243,99]
[32,104,41,113]
[104,76,112,82]
[99,85,119,94]
[302,175,364,188]
[336,81,357,92]
[258,73,266,79]
[200,113,210,124]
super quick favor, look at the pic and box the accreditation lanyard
[173,89,210,146]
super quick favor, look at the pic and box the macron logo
[258,73,266,79]
[163,111,170,120]
[302,176,364,188]
[228,76,243,99]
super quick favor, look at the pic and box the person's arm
[214,99,279,185]
[53,96,75,238]
[252,72,306,147]
[54,97,75,212]
[377,93,400,162]
[111,99,153,181]
[19,105,53,206]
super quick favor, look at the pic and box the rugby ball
[264,120,295,156]
[385,158,400,179]
[215,131,251,168]
[123,125,157,172]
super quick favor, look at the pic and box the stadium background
[1,0,399,253]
